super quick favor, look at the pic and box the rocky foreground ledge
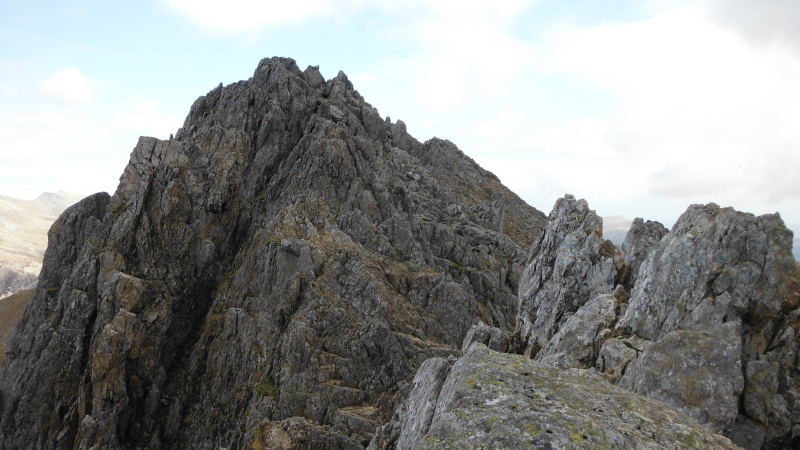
[369,342,737,450]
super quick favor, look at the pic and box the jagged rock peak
[0,56,545,450]
[516,194,624,357]
[620,217,668,290]
[620,202,796,341]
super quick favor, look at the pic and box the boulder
[619,322,744,434]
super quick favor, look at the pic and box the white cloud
[709,0,800,50]
[535,5,800,209]
[158,0,363,33]
[385,1,537,111]
[39,67,94,105]
[110,96,183,138]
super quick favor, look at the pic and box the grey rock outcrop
[621,203,795,342]
[0,57,545,450]
[619,322,745,434]
[459,320,510,354]
[595,335,652,383]
[392,358,451,450]
[535,293,618,369]
[388,342,738,449]
[516,194,624,356]
[615,203,800,449]
[621,217,668,290]
[511,197,798,449]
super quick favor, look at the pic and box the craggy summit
[0,57,544,449]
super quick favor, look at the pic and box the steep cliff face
[0,57,544,450]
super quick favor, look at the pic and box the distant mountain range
[0,191,84,299]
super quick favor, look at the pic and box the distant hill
[602,215,632,245]
[0,191,84,299]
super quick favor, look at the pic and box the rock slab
[399,343,739,449]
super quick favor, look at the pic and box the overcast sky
[1,0,799,230]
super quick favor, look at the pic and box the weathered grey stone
[616,203,800,448]
[516,194,622,357]
[535,293,618,369]
[619,323,744,434]
[407,343,738,449]
[394,358,450,450]
[460,320,508,354]
[620,203,794,342]
[621,217,668,290]
[594,334,654,384]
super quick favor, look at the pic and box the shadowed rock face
[0,57,545,450]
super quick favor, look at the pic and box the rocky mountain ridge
[1,57,798,450]
[0,57,544,450]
